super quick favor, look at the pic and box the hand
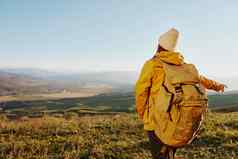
[217,84,227,93]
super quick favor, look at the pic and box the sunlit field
[0,112,237,159]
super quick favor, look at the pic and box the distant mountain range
[0,71,46,96]
[0,68,137,93]
[2,68,138,84]
[1,68,238,95]
[0,68,238,113]
[0,68,138,95]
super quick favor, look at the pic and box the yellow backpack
[153,60,208,147]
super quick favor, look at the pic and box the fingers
[220,87,224,93]
[218,84,226,93]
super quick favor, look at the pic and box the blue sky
[0,0,238,78]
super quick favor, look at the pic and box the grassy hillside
[0,93,135,118]
[1,92,238,118]
[208,94,238,111]
[0,91,237,158]
[0,112,237,159]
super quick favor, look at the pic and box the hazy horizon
[1,66,238,83]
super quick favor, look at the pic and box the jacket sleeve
[135,60,153,119]
[199,75,223,91]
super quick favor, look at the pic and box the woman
[135,28,226,159]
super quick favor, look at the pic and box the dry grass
[0,112,237,159]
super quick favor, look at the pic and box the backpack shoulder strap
[152,56,164,64]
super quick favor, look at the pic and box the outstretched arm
[135,61,153,119]
[199,75,226,92]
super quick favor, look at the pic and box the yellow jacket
[135,51,223,130]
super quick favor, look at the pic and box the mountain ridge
[1,68,238,95]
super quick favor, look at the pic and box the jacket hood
[154,51,184,65]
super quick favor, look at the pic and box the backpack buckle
[174,84,183,104]
[175,85,183,94]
